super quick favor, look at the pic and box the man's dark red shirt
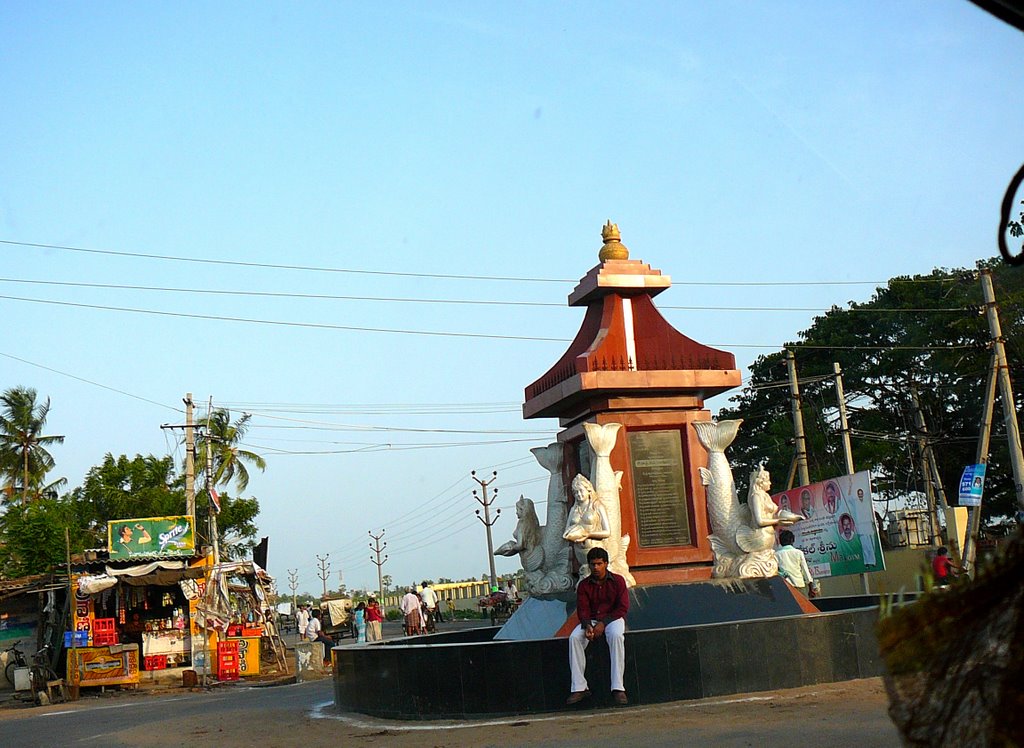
[577,570,629,625]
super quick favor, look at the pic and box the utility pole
[185,394,195,521]
[785,350,810,488]
[160,393,198,527]
[472,470,501,589]
[961,353,998,576]
[316,554,330,599]
[980,269,1024,511]
[909,385,952,554]
[368,530,388,600]
[833,363,870,594]
[288,569,298,614]
[206,396,221,565]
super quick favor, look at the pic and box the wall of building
[819,545,931,597]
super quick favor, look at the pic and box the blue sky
[2,2,1022,595]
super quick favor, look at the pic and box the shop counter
[68,644,140,687]
[142,629,191,668]
[225,636,261,676]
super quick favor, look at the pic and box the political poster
[772,471,884,579]
[958,464,986,507]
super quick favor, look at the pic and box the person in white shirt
[400,588,424,635]
[419,582,439,627]
[305,608,334,666]
[296,604,310,640]
[775,530,815,597]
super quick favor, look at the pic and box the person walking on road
[420,582,439,629]
[401,588,424,635]
[776,530,816,597]
[296,604,310,641]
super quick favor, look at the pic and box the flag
[209,486,221,514]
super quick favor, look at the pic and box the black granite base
[493,577,807,642]
[332,605,884,720]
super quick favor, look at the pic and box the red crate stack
[92,618,119,646]
[217,641,240,681]
[144,655,168,670]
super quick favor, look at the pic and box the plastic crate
[92,618,119,645]
[64,631,88,647]
[144,655,168,670]
[217,641,240,680]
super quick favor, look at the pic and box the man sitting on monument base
[567,546,630,706]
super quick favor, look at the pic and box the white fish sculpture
[694,419,778,579]
[583,422,635,587]
[531,443,574,594]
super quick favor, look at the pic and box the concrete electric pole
[472,470,501,589]
[368,530,388,600]
[785,350,810,488]
[316,554,330,599]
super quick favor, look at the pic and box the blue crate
[64,630,88,647]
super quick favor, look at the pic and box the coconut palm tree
[0,386,65,505]
[196,409,267,493]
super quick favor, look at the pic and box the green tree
[718,259,1023,522]
[197,409,267,493]
[0,497,92,577]
[71,453,260,557]
[0,386,65,505]
[73,454,185,540]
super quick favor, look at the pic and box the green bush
[385,608,402,621]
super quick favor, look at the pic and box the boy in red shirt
[566,546,630,706]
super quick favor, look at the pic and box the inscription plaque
[628,429,691,547]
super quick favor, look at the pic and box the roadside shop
[68,515,208,689]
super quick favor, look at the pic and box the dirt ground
[113,676,898,748]
[312,677,900,748]
[0,662,900,747]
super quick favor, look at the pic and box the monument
[522,221,742,585]
[331,223,884,719]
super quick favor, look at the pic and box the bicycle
[3,640,28,688]
[29,644,66,705]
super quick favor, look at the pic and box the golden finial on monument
[598,220,629,261]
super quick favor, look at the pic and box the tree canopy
[0,451,261,577]
[196,409,267,493]
[717,259,1023,523]
[0,386,65,505]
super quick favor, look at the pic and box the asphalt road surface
[0,676,900,747]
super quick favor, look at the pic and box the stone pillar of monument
[523,221,742,584]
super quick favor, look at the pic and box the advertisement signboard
[958,464,986,507]
[772,471,884,579]
[107,516,196,560]
[68,646,140,687]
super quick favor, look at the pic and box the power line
[0,293,986,351]
[0,276,976,313]
[0,239,572,284]
[0,294,570,342]
[2,237,957,286]
[0,350,181,413]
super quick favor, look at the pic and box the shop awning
[82,560,207,588]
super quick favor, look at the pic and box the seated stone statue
[563,475,610,581]
[494,497,545,591]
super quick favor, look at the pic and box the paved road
[0,675,901,747]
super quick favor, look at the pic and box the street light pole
[472,470,500,589]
